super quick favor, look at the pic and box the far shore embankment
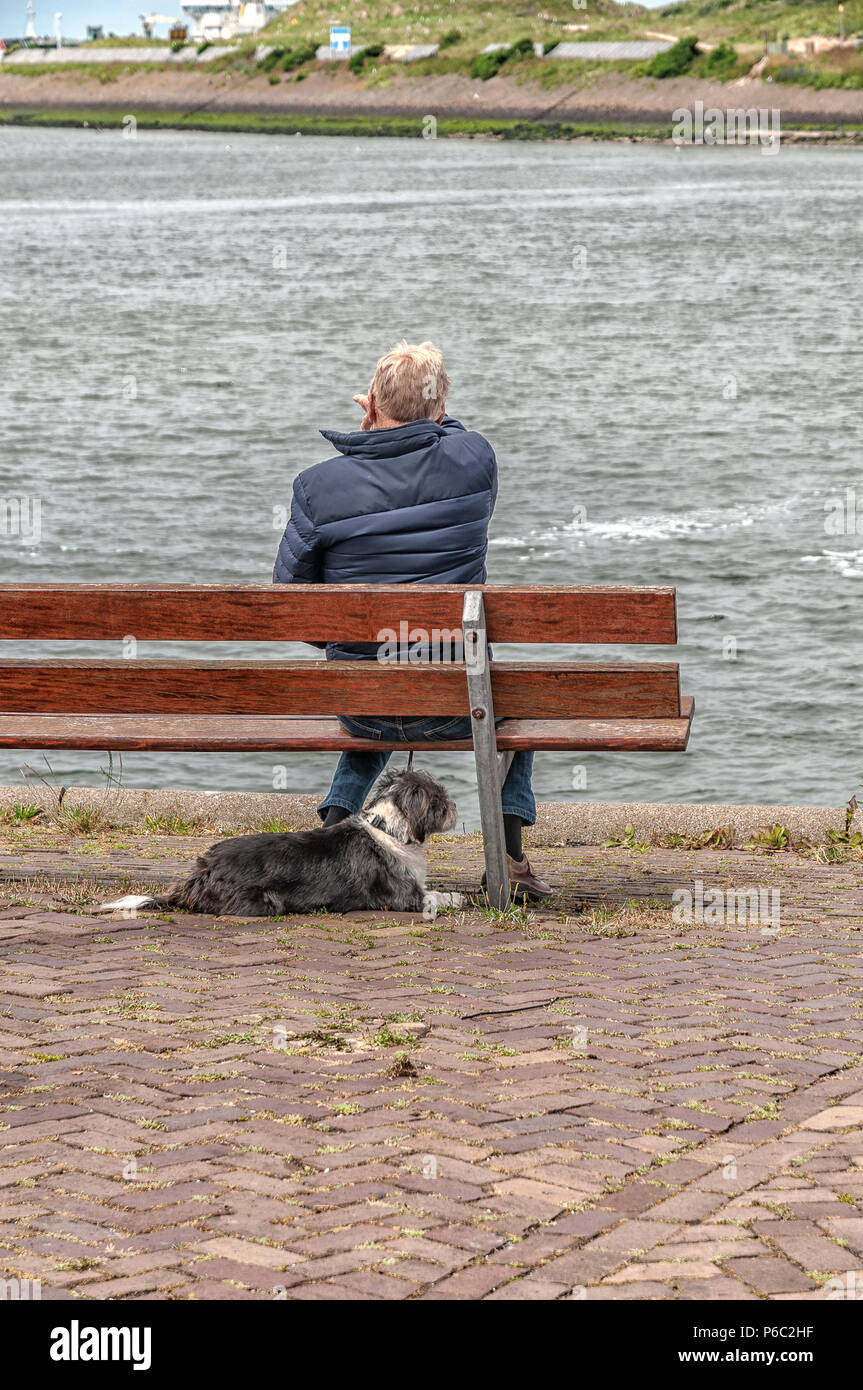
[1,66,862,138]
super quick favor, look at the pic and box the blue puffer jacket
[273,416,497,658]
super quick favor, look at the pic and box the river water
[1,125,861,823]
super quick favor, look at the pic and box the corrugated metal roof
[384,43,440,61]
[1,44,235,62]
[547,41,673,60]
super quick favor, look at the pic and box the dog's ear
[370,769,399,803]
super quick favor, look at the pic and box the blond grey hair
[370,341,450,423]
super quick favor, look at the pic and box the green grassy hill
[262,0,861,51]
[654,0,862,44]
[4,0,862,93]
[253,0,863,88]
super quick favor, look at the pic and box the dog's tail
[98,863,210,914]
[97,892,173,914]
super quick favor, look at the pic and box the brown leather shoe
[506,854,554,901]
[507,854,553,900]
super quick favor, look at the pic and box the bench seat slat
[0,701,694,754]
[0,660,681,720]
[0,583,678,644]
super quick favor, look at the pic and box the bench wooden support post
[463,590,510,911]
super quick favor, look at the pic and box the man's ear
[367,390,378,424]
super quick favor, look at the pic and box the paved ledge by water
[0,785,857,843]
[1,828,861,1301]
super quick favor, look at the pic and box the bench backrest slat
[0,660,682,720]
[0,584,677,645]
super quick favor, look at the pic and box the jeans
[318,714,536,825]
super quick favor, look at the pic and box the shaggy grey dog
[99,769,463,918]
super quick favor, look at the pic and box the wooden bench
[0,583,694,907]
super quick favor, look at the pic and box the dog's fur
[99,769,463,918]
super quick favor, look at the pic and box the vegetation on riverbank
[2,0,861,91]
[0,106,673,140]
[2,106,861,141]
[257,0,863,57]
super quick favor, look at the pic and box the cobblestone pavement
[1,829,862,1302]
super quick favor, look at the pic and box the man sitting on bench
[273,340,551,899]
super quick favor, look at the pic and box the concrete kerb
[0,785,858,845]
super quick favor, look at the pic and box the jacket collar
[320,419,447,458]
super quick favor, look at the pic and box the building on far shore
[180,1,297,43]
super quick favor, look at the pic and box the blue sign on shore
[330,25,351,57]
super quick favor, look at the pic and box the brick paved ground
[1,826,862,1302]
